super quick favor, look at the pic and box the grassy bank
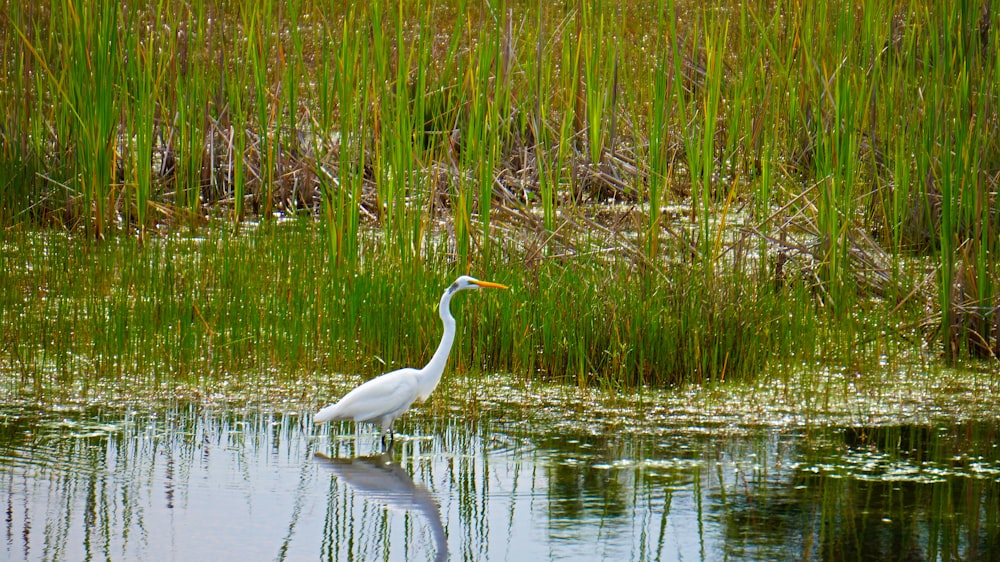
[1,0,997,383]
[1,222,840,396]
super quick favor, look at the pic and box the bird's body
[314,276,508,449]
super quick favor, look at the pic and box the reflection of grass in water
[4,399,999,561]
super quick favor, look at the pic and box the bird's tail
[313,403,341,424]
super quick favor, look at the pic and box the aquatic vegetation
[2,7,998,559]
[0,222,818,395]
[1,0,998,382]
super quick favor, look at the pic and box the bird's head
[449,275,509,294]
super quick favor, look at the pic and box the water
[3,390,999,562]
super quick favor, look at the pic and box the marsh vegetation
[3,0,998,384]
[1,2,999,559]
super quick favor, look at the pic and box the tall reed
[1,222,821,397]
[2,0,998,374]
[58,0,121,237]
[123,3,159,237]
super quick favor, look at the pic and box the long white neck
[416,288,458,399]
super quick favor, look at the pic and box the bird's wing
[314,369,420,424]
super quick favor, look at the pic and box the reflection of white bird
[314,452,447,562]
[314,276,508,449]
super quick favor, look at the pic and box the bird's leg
[380,427,395,452]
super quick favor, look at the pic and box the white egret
[314,276,508,449]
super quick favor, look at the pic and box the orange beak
[471,279,509,290]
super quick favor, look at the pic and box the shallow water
[2,391,999,562]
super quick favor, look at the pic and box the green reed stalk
[954,0,994,357]
[453,32,475,269]
[964,12,996,358]
[743,2,780,270]
[955,71,986,357]
[475,3,509,262]
[888,136,911,255]
[382,0,405,251]
[332,7,365,267]
[937,114,956,361]
[170,3,210,226]
[981,13,999,357]
[247,2,275,219]
[366,0,409,256]
[387,0,423,264]
[125,4,161,237]
[61,0,120,237]
[314,35,335,260]
[533,3,556,232]
[644,0,674,260]
[283,0,303,158]
[455,6,504,268]
[931,1,984,360]
[816,34,860,315]
[580,3,612,166]
[1,4,40,223]
[228,74,247,224]
[645,66,668,259]
[697,16,727,263]
[410,2,439,263]
[551,16,577,218]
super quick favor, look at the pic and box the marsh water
[3,373,999,562]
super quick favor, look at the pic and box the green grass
[1,0,998,386]
[0,221,828,398]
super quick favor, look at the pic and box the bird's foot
[380,429,395,452]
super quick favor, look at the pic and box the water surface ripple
[2,390,999,561]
